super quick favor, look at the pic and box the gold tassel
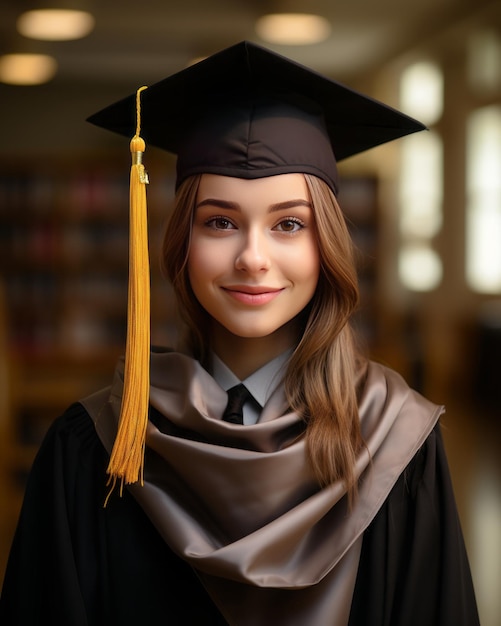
[106,86,150,499]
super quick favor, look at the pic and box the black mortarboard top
[87,40,426,196]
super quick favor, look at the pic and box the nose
[234,228,271,273]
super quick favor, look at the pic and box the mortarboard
[88,40,426,196]
[86,41,426,494]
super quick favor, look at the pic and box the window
[400,61,443,126]
[398,61,444,291]
[466,105,501,293]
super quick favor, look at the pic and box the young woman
[0,41,479,625]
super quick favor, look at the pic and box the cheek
[187,239,222,288]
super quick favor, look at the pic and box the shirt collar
[211,350,292,408]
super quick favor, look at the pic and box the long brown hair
[161,174,366,500]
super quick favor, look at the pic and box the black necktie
[222,384,251,424]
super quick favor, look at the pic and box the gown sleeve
[0,403,227,626]
[349,423,480,626]
[0,404,97,625]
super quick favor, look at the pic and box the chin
[224,326,275,340]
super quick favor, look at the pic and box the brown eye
[214,218,232,229]
[206,217,235,230]
[275,218,304,233]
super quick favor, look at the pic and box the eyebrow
[195,198,312,212]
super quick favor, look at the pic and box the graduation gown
[0,358,479,625]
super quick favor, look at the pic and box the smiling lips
[222,285,284,305]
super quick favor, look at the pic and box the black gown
[0,403,479,626]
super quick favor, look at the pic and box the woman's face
[187,173,320,350]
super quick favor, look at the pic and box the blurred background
[0,1,500,623]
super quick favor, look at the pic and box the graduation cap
[88,40,426,195]
[87,41,426,494]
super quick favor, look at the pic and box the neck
[211,321,299,380]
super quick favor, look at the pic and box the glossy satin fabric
[83,350,443,625]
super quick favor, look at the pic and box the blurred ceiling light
[256,13,331,45]
[17,9,95,41]
[0,53,58,85]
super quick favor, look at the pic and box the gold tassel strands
[106,86,150,501]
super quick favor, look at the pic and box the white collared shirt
[211,350,292,425]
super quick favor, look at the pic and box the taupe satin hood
[82,350,443,625]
